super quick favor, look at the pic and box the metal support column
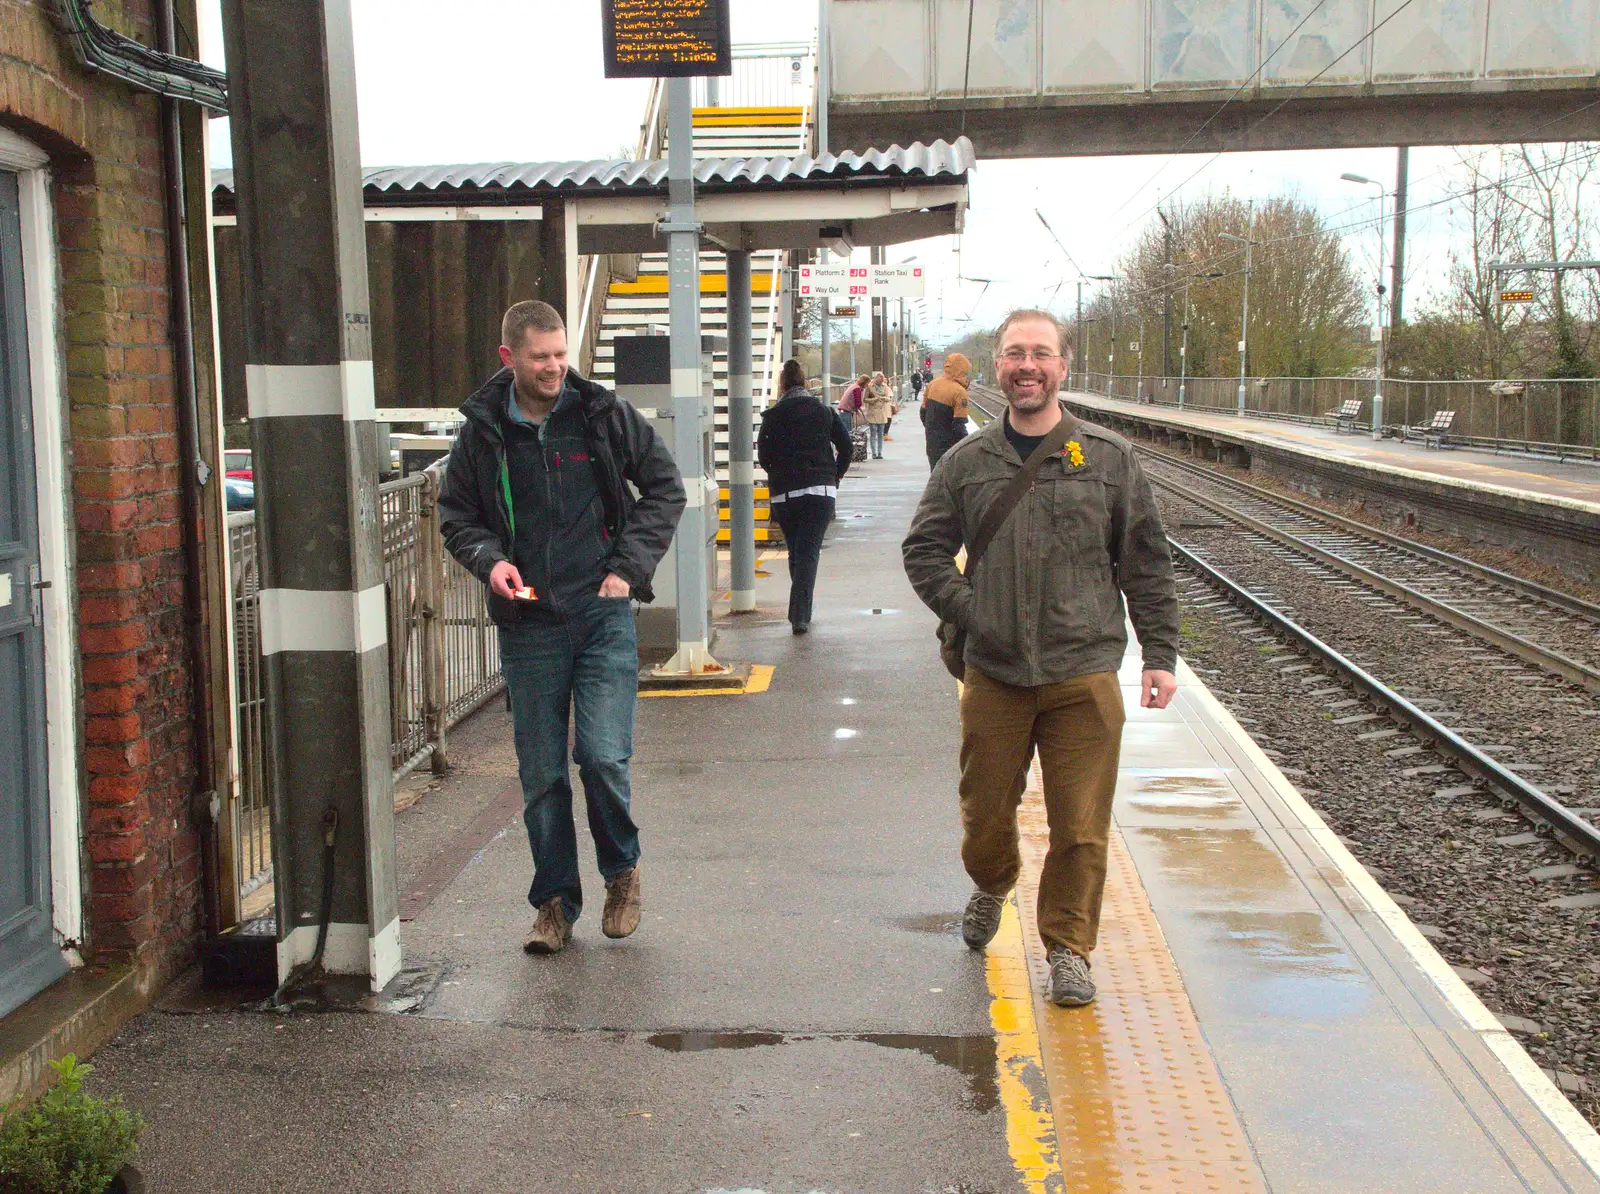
[220,0,398,989]
[727,250,756,613]
[819,247,831,402]
[657,76,724,675]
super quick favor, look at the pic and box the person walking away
[758,358,854,634]
[862,371,895,459]
[838,374,866,431]
[439,300,686,956]
[923,353,971,469]
[910,368,925,406]
[901,309,1179,1009]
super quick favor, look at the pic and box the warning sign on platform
[1499,289,1535,303]
[868,264,926,298]
[602,0,732,79]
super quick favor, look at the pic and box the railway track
[967,384,1600,858]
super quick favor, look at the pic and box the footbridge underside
[827,0,1600,157]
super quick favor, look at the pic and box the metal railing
[227,465,503,902]
[693,43,814,109]
[1072,372,1600,461]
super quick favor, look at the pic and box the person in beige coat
[862,371,896,459]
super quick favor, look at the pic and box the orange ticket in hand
[511,585,538,601]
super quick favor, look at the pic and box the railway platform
[1045,392,1600,586]
[86,417,1600,1192]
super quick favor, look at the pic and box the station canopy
[212,137,973,255]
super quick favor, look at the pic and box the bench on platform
[1405,409,1457,448]
[1325,398,1363,434]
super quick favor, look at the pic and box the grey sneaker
[524,898,573,955]
[961,889,1007,951]
[1047,947,1095,1007]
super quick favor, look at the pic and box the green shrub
[0,1055,143,1194]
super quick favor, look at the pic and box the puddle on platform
[648,1031,999,1112]
[1125,772,1240,818]
[892,912,963,934]
[1198,910,1372,1018]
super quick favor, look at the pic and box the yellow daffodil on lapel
[1063,440,1086,469]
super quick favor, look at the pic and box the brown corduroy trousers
[958,667,1126,958]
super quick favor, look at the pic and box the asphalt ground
[91,415,1033,1194]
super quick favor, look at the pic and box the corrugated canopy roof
[212,138,974,204]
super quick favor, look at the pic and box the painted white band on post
[277,916,401,990]
[671,367,702,397]
[260,585,387,655]
[247,361,376,421]
[683,477,706,508]
[728,461,755,484]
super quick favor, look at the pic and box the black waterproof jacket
[438,367,686,626]
[757,386,853,496]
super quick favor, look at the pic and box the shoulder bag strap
[962,411,1083,578]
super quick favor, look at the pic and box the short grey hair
[995,308,1069,357]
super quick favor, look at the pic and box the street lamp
[1217,199,1254,416]
[1076,274,1114,391]
[1342,172,1387,440]
[1181,269,1228,408]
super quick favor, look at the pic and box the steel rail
[1150,472,1600,694]
[1137,443,1600,621]
[1170,539,1600,859]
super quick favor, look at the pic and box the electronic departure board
[602,0,732,79]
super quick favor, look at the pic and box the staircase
[586,103,811,546]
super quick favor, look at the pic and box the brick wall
[2,0,203,982]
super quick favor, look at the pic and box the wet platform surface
[1064,391,1600,512]
[87,415,1600,1192]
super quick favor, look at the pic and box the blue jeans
[499,596,640,921]
[868,422,886,458]
[839,409,854,432]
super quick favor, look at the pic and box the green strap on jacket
[498,451,515,541]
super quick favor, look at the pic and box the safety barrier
[226,465,502,903]
[1073,372,1600,461]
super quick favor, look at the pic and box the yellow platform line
[638,663,774,699]
[986,901,1065,1191]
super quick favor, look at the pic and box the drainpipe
[156,0,222,938]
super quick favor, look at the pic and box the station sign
[867,264,926,298]
[601,0,732,80]
[1499,289,1535,304]
[797,264,865,299]
[833,306,861,318]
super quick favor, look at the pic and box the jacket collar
[459,366,615,442]
[976,399,1070,465]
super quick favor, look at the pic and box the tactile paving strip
[1016,759,1267,1193]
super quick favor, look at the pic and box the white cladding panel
[1262,0,1370,85]
[830,0,931,100]
[933,0,1040,96]
[829,0,1598,98]
[1042,0,1145,93]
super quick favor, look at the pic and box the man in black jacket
[439,300,685,955]
[757,360,853,634]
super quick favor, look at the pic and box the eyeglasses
[998,349,1061,363]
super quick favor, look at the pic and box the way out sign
[868,264,926,298]
[798,264,862,299]
[602,0,731,79]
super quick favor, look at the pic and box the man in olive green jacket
[902,309,1179,1009]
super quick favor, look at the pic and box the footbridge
[825,0,1600,156]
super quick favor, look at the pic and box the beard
[1003,372,1054,413]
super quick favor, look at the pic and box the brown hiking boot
[523,898,572,954]
[602,866,642,939]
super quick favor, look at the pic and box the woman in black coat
[757,359,853,634]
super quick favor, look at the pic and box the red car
[224,449,252,481]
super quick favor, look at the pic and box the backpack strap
[963,410,1083,577]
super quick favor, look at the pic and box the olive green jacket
[902,405,1180,687]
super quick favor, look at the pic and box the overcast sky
[199,0,1484,349]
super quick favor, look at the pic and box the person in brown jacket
[901,309,1179,1010]
[922,352,971,469]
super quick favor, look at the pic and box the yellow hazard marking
[639,663,774,699]
[716,526,774,543]
[986,899,1065,1192]
[610,272,778,296]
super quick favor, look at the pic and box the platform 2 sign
[601,0,732,79]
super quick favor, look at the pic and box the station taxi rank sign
[601,0,732,78]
